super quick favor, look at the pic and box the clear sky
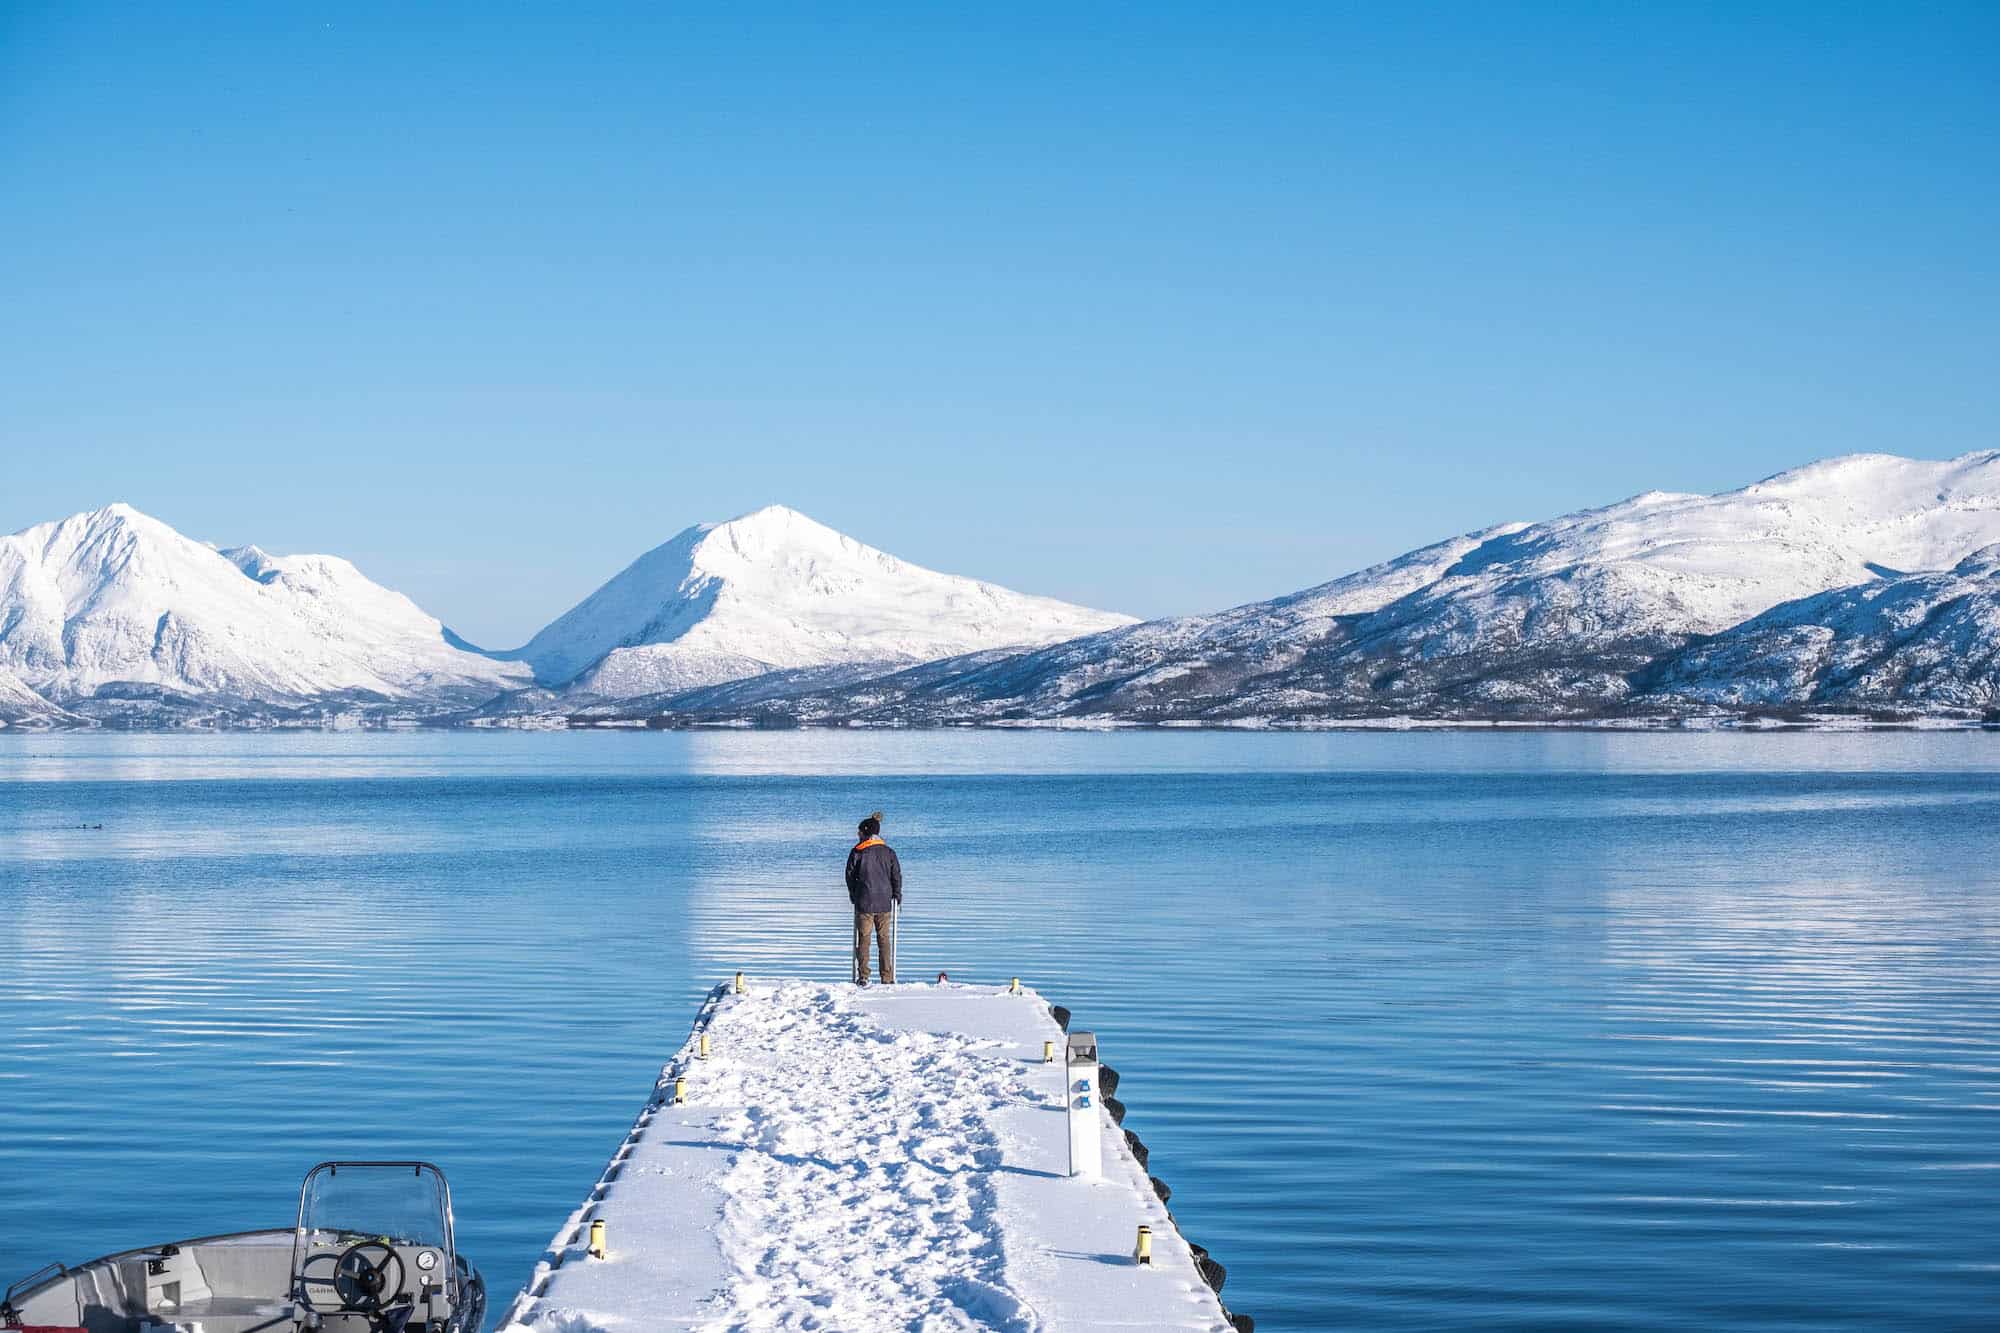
[3,3,1996,647]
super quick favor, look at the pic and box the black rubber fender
[1123,1129,1148,1170]
[1188,1242,1227,1294]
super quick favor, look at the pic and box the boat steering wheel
[330,1241,406,1314]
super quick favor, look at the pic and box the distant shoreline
[7,714,1997,736]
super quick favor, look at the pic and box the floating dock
[498,978,1245,1331]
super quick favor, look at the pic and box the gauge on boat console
[416,1249,439,1272]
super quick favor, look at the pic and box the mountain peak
[718,503,815,529]
[41,501,160,539]
[680,504,914,586]
[78,501,171,533]
[699,505,863,557]
[514,507,1134,693]
[9,504,200,568]
[221,544,282,584]
[3,504,197,589]
[1740,449,2000,501]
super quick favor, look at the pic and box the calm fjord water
[2,731,1997,1330]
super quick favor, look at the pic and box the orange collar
[853,836,885,851]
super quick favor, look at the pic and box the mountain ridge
[6,454,1999,730]
[0,503,529,725]
[0,501,1136,727]
[613,451,2000,729]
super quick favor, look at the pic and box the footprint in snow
[935,1276,1042,1333]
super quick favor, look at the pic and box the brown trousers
[853,910,895,984]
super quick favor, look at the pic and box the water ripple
[3,732,1999,1330]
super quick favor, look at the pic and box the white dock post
[1065,1030,1103,1179]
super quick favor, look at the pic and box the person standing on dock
[846,811,901,985]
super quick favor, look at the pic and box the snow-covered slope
[1257,449,2000,718]
[0,665,74,727]
[0,505,528,715]
[672,452,2000,725]
[1648,544,2000,716]
[513,505,1134,696]
[1369,448,2000,638]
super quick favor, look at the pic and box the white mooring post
[1065,1030,1103,1179]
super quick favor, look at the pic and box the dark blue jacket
[845,838,903,914]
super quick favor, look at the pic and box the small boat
[2,1161,485,1333]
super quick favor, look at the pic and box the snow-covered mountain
[0,504,528,720]
[1647,544,2000,716]
[14,455,2000,730]
[651,452,2000,726]
[510,505,1135,698]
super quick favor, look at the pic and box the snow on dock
[499,978,1238,1332]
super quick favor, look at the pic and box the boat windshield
[297,1162,449,1249]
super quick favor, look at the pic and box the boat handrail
[2,1260,66,1320]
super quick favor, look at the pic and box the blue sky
[3,3,1995,647]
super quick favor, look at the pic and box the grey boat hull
[3,1229,486,1333]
